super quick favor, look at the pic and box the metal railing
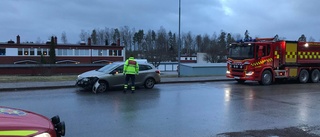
[157,62,178,72]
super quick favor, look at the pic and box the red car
[0,106,65,137]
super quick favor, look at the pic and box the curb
[0,79,235,92]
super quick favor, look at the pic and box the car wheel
[97,81,108,93]
[144,78,155,89]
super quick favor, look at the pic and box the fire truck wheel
[259,70,272,85]
[299,69,309,83]
[310,69,319,83]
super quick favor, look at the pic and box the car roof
[113,59,151,65]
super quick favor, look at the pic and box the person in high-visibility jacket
[123,54,139,93]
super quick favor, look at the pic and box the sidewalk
[0,73,234,91]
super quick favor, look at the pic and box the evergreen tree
[49,36,56,64]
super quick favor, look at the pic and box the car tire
[97,81,108,93]
[144,78,155,89]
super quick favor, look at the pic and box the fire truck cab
[226,37,320,85]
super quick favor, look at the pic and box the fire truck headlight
[244,61,250,65]
[226,70,230,74]
[246,71,254,76]
[33,133,51,137]
[304,43,309,47]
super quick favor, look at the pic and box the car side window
[139,64,152,71]
[114,65,124,73]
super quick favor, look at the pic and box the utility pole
[178,0,181,77]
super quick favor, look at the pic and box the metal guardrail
[157,62,178,72]
[0,62,179,71]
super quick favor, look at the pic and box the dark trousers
[124,74,136,91]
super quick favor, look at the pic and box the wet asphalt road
[1,81,320,137]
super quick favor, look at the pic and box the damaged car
[76,61,161,93]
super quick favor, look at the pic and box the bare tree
[61,31,68,44]
[97,28,105,45]
[36,37,42,44]
[308,36,315,42]
[79,30,89,43]
[204,33,219,63]
[147,27,167,67]
[112,28,120,44]
[104,27,111,45]
[120,26,133,50]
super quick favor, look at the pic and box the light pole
[178,0,181,77]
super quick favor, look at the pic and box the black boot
[123,89,127,94]
[131,90,135,94]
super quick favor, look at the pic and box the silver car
[76,61,161,93]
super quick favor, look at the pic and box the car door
[108,65,125,87]
[135,64,149,85]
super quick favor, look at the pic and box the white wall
[197,53,208,63]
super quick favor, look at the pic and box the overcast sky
[1,0,320,44]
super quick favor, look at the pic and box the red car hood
[0,106,51,132]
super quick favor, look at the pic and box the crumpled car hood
[78,70,107,78]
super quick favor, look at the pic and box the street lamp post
[178,0,181,77]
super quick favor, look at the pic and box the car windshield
[97,63,119,73]
[228,43,254,60]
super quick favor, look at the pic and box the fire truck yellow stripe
[0,130,38,136]
[297,52,320,59]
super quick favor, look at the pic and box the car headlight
[33,133,51,137]
[82,78,89,81]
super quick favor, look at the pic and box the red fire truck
[226,37,320,85]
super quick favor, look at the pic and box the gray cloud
[1,0,320,43]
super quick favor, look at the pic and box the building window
[37,48,48,56]
[80,49,89,55]
[62,49,67,55]
[43,50,48,55]
[92,49,98,56]
[18,48,23,55]
[67,49,73,56]
[75,49,79,55]
[118,50,122,56]
[24,48,29,55]
[109,50,114,56]
[98,49,103,56]
[37,48,42,55]
[30,48,35,55]
[0,48,5,55]
[102,50,108,56]
[57,49,63,56]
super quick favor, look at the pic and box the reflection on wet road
[1,81,320,137]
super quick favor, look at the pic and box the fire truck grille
[231,69,244,73]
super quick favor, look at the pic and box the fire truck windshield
[228,43,254,60]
